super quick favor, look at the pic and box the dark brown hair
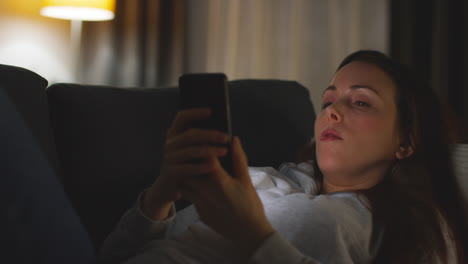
[298,50,467,263]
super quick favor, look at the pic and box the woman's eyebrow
[322,85,380,96]
[322,85,336,96]
[350,84,380,95]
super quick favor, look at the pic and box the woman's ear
[395,136,415,160]
[395,145,414,160]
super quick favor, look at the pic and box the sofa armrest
[0,64,59,174]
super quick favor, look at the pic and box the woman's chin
[317,159,347,175]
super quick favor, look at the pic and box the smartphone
[178,73,233,174]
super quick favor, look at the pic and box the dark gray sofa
[0,64,316,250]
[2,63,468,257]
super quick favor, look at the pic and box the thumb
[231,136,250,183]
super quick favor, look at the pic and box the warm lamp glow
[40,0,115,21]
[38,0,116,82]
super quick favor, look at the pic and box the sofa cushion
[0,64,59,174]
[46,79,316,248]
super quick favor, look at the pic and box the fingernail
[236,137,244,148]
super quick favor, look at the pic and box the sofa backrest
[46,79,316,249]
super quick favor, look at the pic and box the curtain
[81,0,185,87]
[80,0,389,114]
[391,0,468,142]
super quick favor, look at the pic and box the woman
[101,50,466,263]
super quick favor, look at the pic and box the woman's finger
[167,108,211,136]
[165,128,229,151]
[162,161,218,179]
[231,136,250,183]
[164,145,227,164]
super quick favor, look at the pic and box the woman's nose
[327,104,343,122]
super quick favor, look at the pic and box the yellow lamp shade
[40,0,116,21]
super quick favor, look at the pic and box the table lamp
[40,0,116,81]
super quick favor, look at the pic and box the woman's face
[315,61,402,187]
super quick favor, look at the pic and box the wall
[0,0,73,84]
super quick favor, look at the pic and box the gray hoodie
[100,162,379,263]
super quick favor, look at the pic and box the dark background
[391,0,468,142]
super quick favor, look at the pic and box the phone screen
[178,73,233,173]
[179,73,232,137]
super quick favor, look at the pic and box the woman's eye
[321,102,332,109]
[354,101,370,107]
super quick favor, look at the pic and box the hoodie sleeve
[99,193,176,264]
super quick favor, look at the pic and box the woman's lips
[320,129,343,141]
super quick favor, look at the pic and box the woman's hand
[181,136,275,256]
[142,108,230,220]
